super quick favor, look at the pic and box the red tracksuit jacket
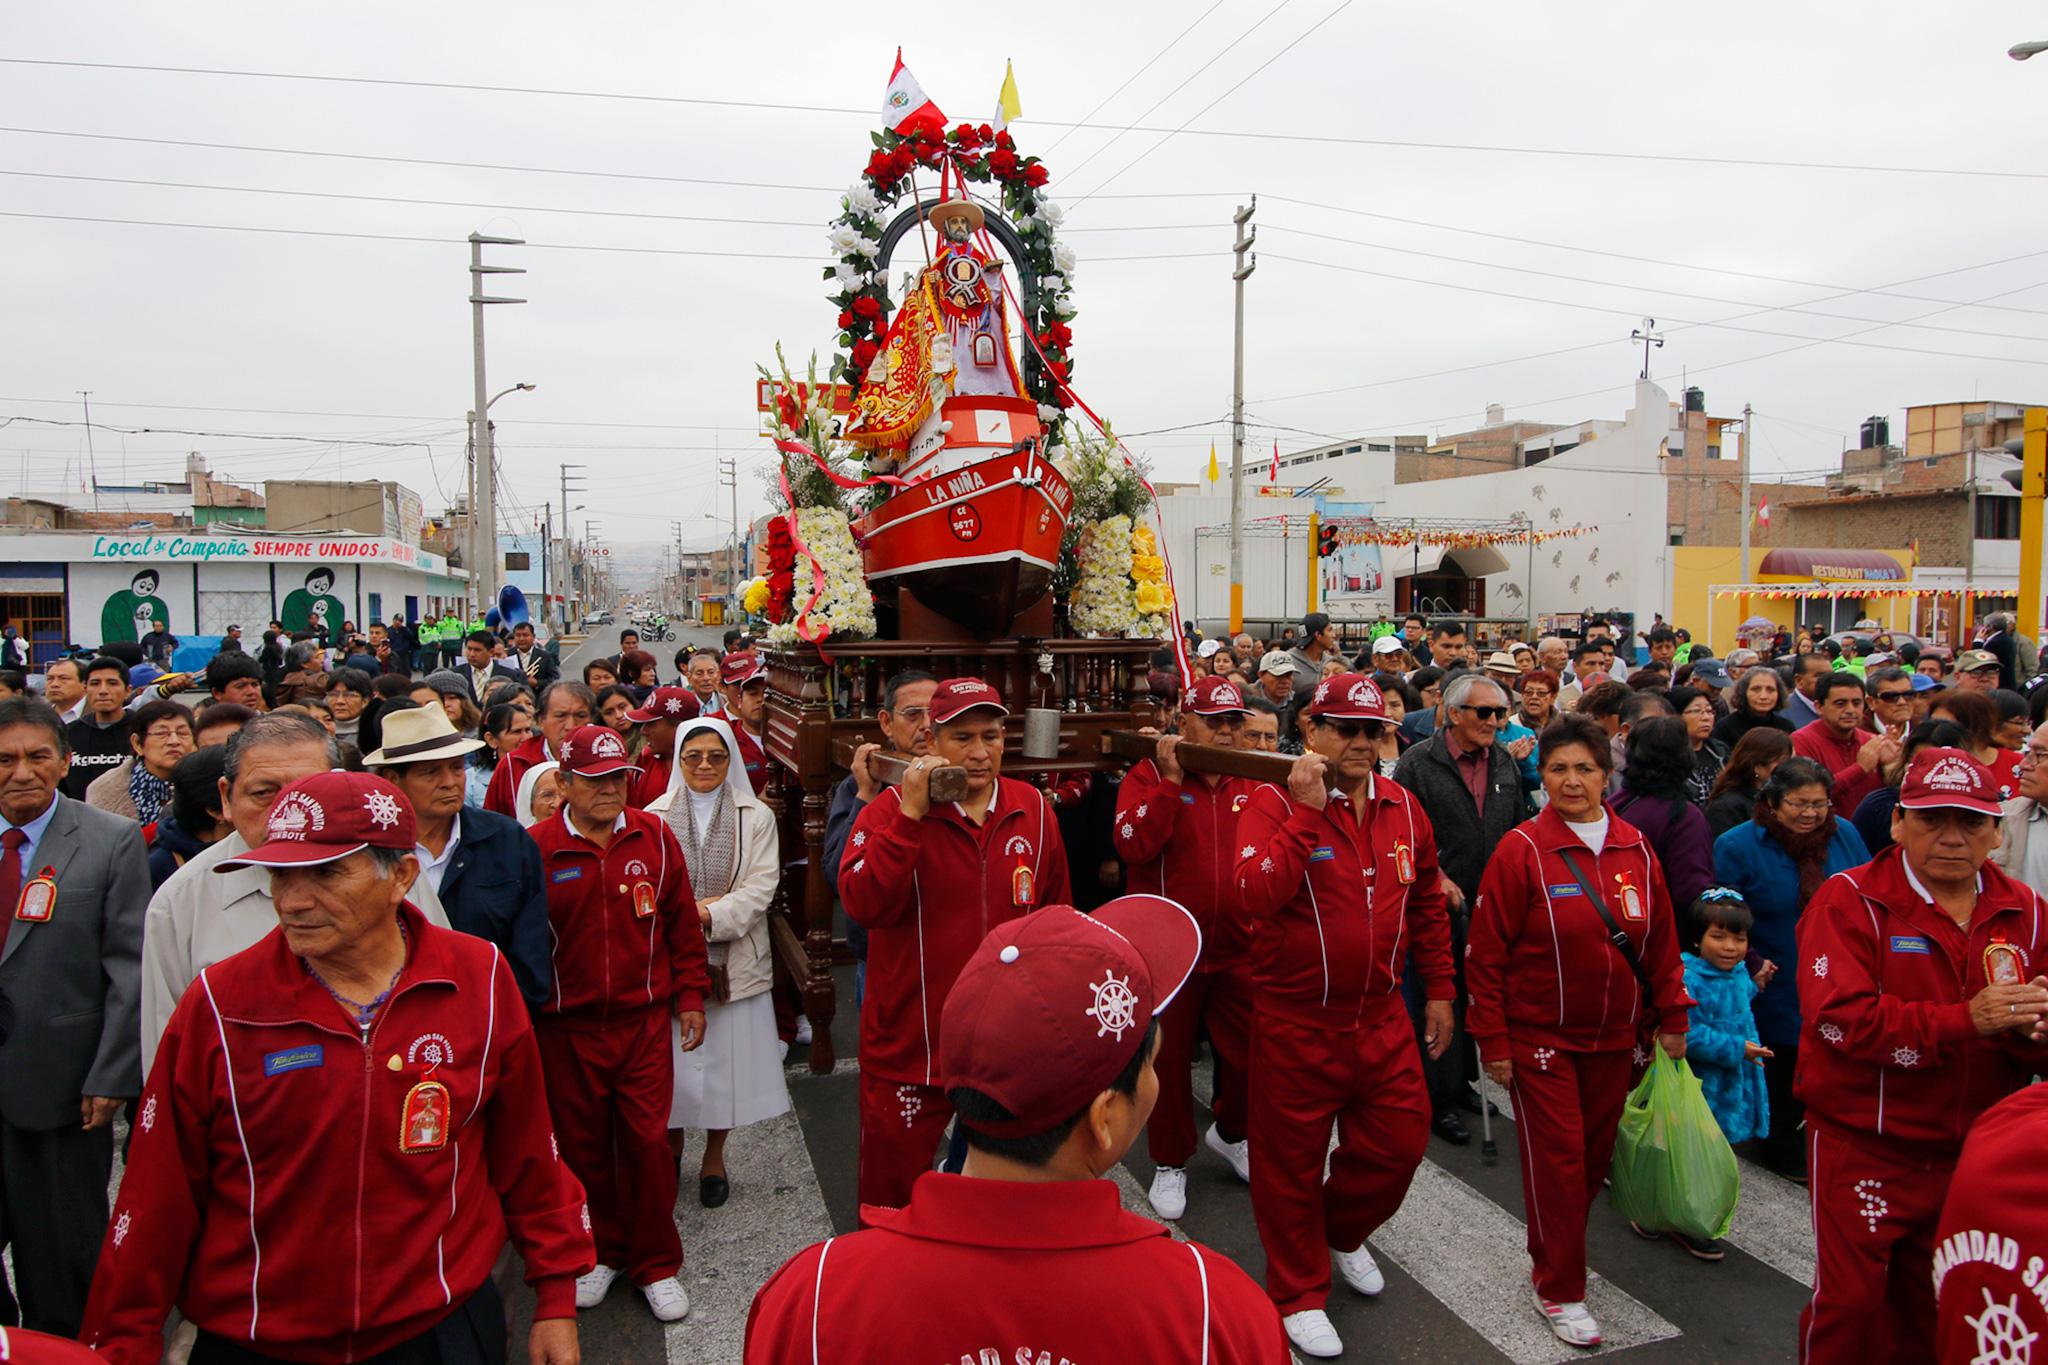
[528,807,709,1027]
[628,750,672,810]
[1232,775,1455,1028]
[1467,807,1692,1063]
[744,1172,1290,1363]
[484,735,551,817]
[840,778,1071,1086]
[1934,1085,2048,1364]
[81,906,593,1365]
[1114,760,1260,972]
[1794,846,2048,1162]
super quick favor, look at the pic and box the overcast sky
[8,2,2048,558]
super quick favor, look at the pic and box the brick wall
[1780,490,1968,565]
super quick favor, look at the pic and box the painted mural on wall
[98,569,172,645]
[1319,501,1388,606]
[280,566,348,635]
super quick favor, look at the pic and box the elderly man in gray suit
[0,694,149,1335]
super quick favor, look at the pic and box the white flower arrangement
[1069,514,1137,636]
[844,182,882,216]
[766,508,877,647]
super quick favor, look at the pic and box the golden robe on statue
[847,201,1025,452]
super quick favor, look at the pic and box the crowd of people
[0,604,2044,1363]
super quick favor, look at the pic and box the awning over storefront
[1393,544,1515,578]
[1756,548,1908,582]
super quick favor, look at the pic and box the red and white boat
[855,395,1072,636]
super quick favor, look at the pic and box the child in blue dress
[1681,888,1774,1148]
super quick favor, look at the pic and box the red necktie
[0,828,26,951]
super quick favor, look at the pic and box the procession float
[745,55,1188,1070]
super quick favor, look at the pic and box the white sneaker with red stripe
[1531,1285,1603,1348]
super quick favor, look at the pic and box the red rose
[852,339,880,371]
[950,122,981,149]
[837,309,856,329]
[1045,322,1073,348]
[978,123,995,143]
[988,149,1019,179]
[864,150,891,179]
[994,130,1015,150]
[853,295,883,320]
[1023,162,1050,188]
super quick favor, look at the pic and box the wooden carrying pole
[829,735,969,804]
[1099,730,1300,785]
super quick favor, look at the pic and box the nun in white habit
[647,714,791,1207]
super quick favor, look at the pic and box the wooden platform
[757,634,1161,1073]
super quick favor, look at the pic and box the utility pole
[1228,196,1257,637]
[77,391,99,511]
[468,232,525,620]
[1739,404,1754,624]
[558,464,584,632]
[672,519,687,617]
[718,457,739,612]
[538,507,551,631]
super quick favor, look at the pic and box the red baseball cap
[1897,747,2003,816]
[214,771,417,871]
[720,652,764,687]
[1183,676,1252,717]
[927,677,1009,726]
[625,686,701,725]
[940,894,1200,1138]
[1306,671,1388,721]
[560,723,641,778]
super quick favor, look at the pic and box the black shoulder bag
[1557,846,1655,1000]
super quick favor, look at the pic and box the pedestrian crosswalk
[599,1054,1817,1363]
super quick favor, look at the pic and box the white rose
[846,183,881,215]
[1054,296,1078,319]
[853,234,881,259]
[834,263,862,288]
[1037,200,1066,228]
[828,223,861,254]
[1053,243,1079,274]
[1038,273,1064,295]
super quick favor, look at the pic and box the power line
[1071,0,1355,205]
[0,167,1214,234]
[1260,222,2048,345]
[0,208,1225,264]
[1060,0,1300,185]
[1264,194,2048,320]
[1039,0,1229,156]
[0,125,1244,201]
[0,393,764,433]
[11,57,2048,180]
[1261,253,2048,367]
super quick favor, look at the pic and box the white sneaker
[1335,1242,1385,1296]
[794,1015,814,1046]
[1204,1125,1251,1183]
[1147,1165,1188,1220]
[574,1264,619,1309]
[1282,1309,1343,1358]
[1531,1286,1602,1348]
[640,1276,691,1323]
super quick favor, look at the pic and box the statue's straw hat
[929,199,985,234]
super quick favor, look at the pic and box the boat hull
[857,446,1073,638]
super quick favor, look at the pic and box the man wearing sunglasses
[1115,676,1261,1221]
[1233,673,1454,1358]
[1392,673,1531,1147]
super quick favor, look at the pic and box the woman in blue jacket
[1710,756,1870,1179]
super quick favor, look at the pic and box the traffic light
[1317,524,1341,558]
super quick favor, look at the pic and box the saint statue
[846,199,1025,455]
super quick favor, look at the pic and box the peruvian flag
[1755,496,1771,528]
[882,48,946,136]
[1269,438,1280,483]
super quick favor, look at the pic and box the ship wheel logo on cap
[1085,969,1139,1041]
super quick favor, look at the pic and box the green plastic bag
[1607,1049,1741,1240]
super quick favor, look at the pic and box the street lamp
[2010,39,2048,60]
[466,381,536,616]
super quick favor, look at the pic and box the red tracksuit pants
[856,1072,953,1218]
[536,1009,683,1284]
[1148,962,1253,1168]
[1798,1125,1950,1365]
[1249,997,1431,1314]
[1504,1039,1631,1303]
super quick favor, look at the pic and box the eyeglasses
[891,707,931,724]
[142,726,190,743]
[1780,799,1833,815]
[680,752,730,767]
[2022,747,2047,766]
[1322,720,1387,741]
[1874,691,1913,703]
[1459,705,1508,720]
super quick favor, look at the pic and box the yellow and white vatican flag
[993,60,1023,131]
